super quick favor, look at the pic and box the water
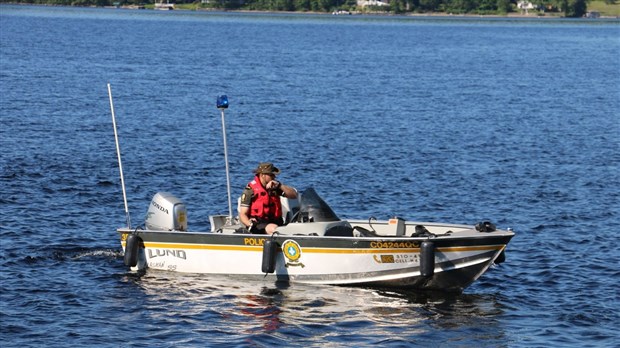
[1,5,619,347]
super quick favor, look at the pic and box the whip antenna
[217,95,233,225]
[108,83,131,229]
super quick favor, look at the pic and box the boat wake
[13,246,122,266]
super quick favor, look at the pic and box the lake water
[1,5,619,347]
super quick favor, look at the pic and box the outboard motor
[144,192,187,231]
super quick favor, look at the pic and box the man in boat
[239,162,298,235]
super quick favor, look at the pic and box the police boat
[109,88,515,293]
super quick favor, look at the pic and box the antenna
[108,83,131,229]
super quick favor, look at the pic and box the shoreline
[2,3,619,19]
[123,6,620,19]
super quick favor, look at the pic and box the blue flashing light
[217,95,229,109]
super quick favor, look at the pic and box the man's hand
[266,180,281,190]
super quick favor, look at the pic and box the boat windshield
[298,187,340,222]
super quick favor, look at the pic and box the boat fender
[475,221,496,232]
[124,234,142,267]
[420,241,435,278]
[261,240,277,274]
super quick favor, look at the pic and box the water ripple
[2,5,620,348]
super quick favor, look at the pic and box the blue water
[1,5,619,347]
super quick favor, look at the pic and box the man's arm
[239,205,253,228]
[280,183,297,199]
[238,187,254,227]
[268,180,297,199]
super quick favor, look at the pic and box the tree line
[4,0,609,17]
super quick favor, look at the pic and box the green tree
[294,0,310,10]
[477,0,497,12]
[318,0,333,10]
[419,0,441,11]
[564,0,588,16]
[274,0,294,10]
[445,0,476,12]
[496,0,511,13]
[391,0,405,12]
[309,0,320,10]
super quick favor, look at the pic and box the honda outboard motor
[144,192,187,231]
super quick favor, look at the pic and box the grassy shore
[587,0,620,16]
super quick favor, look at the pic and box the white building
[517,1,536,14]
[357,0,390,7]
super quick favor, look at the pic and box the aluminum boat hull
[118,220,513,293]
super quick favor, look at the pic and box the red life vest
[248,176,282,222]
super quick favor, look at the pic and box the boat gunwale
[116,227,515,249]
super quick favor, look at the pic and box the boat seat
[281,193,300,224]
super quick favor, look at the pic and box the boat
[108,88,515,293]
[154,0,175,10]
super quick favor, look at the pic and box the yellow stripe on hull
[122,241,505,254]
